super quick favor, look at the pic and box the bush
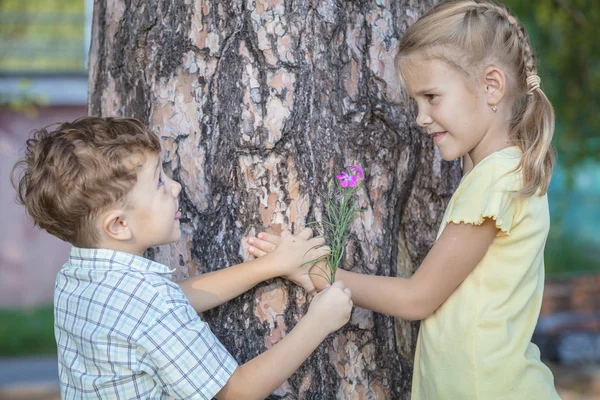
[0,305,56,356]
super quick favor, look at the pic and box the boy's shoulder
[57,247,187,332]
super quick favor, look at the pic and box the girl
[248,0,560,398]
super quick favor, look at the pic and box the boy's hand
[250,228,328,296]
[248,231,281,257]
[306,280,352,334]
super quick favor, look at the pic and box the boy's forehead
[123,151,160,177]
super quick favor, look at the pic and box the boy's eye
[158,175,164,187]
[425,94,437,101]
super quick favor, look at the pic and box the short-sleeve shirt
[54,247,238,399]
[411,147,560,399]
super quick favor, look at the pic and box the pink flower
[348,165,364,179]
[336,171,358,188]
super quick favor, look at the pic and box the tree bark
[89,1,458,398]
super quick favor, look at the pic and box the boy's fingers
[343,288,352,298]
[249,237,276,252]
[331,280,345,289]
[248,246,267,257]
[297,227,313,240]
[258,232,281,245]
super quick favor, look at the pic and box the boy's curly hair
[11,117,161,248]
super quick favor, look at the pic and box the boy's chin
[168,230,182,243]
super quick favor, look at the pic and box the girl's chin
[437,150,459,162]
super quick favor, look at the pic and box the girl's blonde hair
[396,0,555,196]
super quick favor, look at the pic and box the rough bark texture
[89,0,459,398]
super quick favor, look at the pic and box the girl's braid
[474,1,540,94]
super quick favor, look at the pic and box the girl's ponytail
[512,84,555,196]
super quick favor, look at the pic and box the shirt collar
[68,247,175,275]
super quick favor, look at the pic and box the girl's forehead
[400,58,452,90]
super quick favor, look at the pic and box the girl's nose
[416,108,433,127]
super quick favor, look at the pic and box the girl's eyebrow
[415,87,438,95]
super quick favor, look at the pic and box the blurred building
[0,0,92,307]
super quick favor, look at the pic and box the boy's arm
[250,219,497,320]
[139,281,351,399]
[177,257,280,313]
[178,229,327,313]
[215,281,352,399]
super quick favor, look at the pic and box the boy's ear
[101,209,132,242]
[483,65,506,106]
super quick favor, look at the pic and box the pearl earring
[491,105,498,113]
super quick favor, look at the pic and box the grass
[0,305,56,357]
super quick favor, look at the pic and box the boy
[12,117,352,399]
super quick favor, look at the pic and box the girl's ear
[483,65,506,107]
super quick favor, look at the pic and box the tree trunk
[89,0,458,398]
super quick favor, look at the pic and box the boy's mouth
[175,210,182,220]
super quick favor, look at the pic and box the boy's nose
[172,180,182,197]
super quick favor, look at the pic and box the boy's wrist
[254,253,284,280]
[300,309,332,338]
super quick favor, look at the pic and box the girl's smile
[431,131,447,144]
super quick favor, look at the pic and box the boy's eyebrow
[153,158,161,178]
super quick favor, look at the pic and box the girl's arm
[249,219,498,320]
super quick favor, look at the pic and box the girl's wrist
[312,267,342,292]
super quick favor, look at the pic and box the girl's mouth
[432,131,447,144]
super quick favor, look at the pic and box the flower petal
[349,165,364,179]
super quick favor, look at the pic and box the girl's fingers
[297,227,314,240]
[311,237,326,246]
[281,229,292,238]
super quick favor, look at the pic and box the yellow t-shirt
[411,147,560,400]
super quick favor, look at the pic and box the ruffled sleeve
[444,157,521,236]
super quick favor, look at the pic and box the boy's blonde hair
[396,0,555,196]
[11,117,162,247]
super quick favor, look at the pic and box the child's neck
[95,237,147,257]
[469,124,512,167]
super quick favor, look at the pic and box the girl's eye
[425,94,437,101]
[158,175,164,187]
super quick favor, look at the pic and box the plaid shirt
[54,247,238,399]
